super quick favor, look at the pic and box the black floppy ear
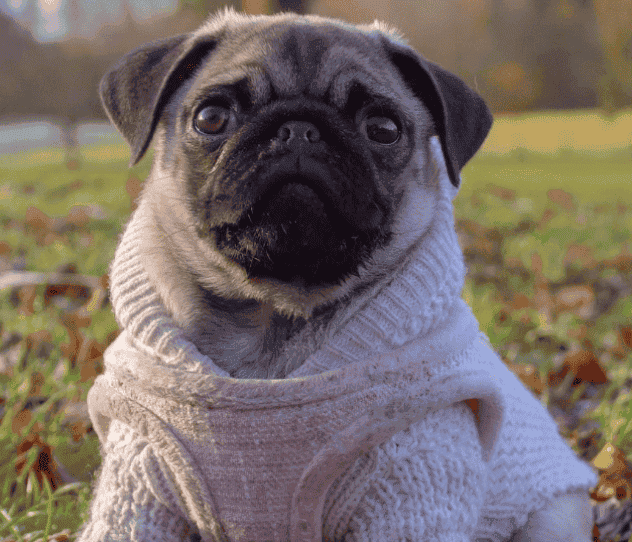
[381,38,493,187]
[99,35,217,165]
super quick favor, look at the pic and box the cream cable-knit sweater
[79,143,597,542]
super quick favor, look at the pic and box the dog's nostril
[277,121,321,144]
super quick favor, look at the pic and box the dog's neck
[190,288,343,378]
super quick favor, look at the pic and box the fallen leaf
[126,175,143,211]
[486,183,516,201]
[25,206,52,231]
[15,433,64,490]
[0,240,11,255]
[547,188,576,211]
[563,243,596,269]
[511,293,531,310]
[538,208,556,229]
[77,338,105,382]
[591,442,632,502]
[563,349,608,385]
[65,205,90,229]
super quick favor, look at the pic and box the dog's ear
[381,38,493,187]
[99,35,217,165]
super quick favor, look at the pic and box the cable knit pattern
[78,139,597,541]
[79,420,194,542]
[344,403,485,542]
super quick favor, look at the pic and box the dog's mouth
[213,161,390,286]
[251,175,336,234]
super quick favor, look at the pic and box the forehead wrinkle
[246,68,272,108]
[313,45,408,108]
[260,48,300,97]
[189,64,271,108]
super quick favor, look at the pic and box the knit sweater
[78,140,597,542]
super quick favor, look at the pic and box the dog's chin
[213,181,389,287]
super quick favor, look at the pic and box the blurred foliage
[0,0,631,130]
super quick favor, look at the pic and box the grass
[0,108,631,540]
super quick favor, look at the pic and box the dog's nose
[277,120,321,148]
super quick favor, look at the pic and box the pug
[80,8,595,542]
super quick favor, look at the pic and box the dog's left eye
[194,105,232,135]
[363,115,400,144]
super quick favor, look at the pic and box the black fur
[381,37,493,187]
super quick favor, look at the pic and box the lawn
[0,109,631,540]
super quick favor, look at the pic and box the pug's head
[100,9,492,319]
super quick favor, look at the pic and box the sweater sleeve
[340,402,487,542]
[77,419,196,542]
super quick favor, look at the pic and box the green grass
[1,109,631,539]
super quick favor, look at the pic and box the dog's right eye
[194,105,232,135]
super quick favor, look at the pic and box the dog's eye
[194,105,232,135]
[363,115,400,144]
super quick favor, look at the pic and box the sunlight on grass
[0,147,66,168]
[481,108,632,156]
[80,143,130,164]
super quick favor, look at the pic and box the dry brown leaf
[486,183,516,201]
[126,175,143,212]
[17,284,37,316]
[602,247,632,273]
[77,338,105,382]
[25,330,53,359]
[591,442,632,502]
[60,313,92,368]
[567,324,588,341]
[621,326,632,349]
[25,206,52,231]
[533,281,554,317]
[65,205,90,229]
[563,350,608,385]
[547,188,576,211]
[538,208,556,229]
[563,243,596,269]
[511,293,531,310]
[24,206,60,246]
[11,408,32,435]
[15,433,64,490]
[27,371,45,397]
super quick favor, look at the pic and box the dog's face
[101,9,492,320]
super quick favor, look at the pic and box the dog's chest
[192,303,333,379]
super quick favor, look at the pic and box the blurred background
[1,3,631,539]
[0,0,631,158]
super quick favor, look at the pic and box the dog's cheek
[177,139,226,221]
